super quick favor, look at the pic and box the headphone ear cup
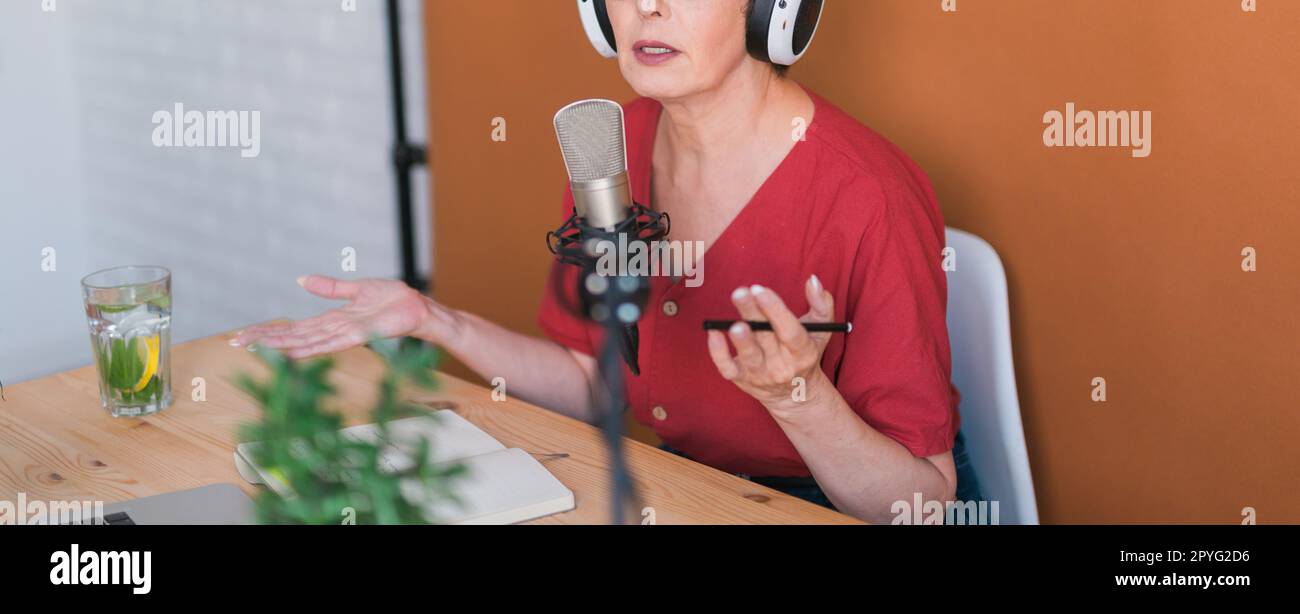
[577,0,618,58]
[746,0,777,63]
[748,0,825,66]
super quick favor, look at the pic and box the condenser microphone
[553,99,632,231]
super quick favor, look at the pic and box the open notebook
[233,410,575,524]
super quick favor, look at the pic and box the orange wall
[425,0,1300,523]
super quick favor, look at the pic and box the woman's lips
[632,40,680,66]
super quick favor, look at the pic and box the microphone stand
[595,299,637,525]
[578,235,647,525]
[548,204,669,524]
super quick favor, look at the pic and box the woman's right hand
[232,275,442,359]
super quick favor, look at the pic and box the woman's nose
[636,0,666,18]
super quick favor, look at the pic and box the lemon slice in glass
[131,334,160,392]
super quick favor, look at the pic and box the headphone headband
[577,0,824,67]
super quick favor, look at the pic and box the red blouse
[537,88,960,477]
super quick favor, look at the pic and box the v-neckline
[638,86,821,291]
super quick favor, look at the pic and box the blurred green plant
[236,338,464,525]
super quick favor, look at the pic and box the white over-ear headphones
[577,0,825,67]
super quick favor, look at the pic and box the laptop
[69,484,254,525]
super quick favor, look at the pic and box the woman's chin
[621,67,702,102]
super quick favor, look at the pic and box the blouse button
[652,405,668,421]
[661,300,679,317]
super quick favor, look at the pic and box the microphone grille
[554,99,627,183]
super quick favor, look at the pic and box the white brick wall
[0,0,430,383]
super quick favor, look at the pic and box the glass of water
[81,266,173,417]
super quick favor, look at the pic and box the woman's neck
[655,64,811,177]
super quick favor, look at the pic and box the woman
[234,0,978,524]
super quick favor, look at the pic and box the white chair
[944,227,1039,524]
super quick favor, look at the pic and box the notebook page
[413,448,575,525]
[340,411,506,472]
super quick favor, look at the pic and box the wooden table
[0,329,857,525]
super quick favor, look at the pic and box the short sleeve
[835,182,958,458]
[536,186,597,356]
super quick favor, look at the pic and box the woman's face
[605,0,756,100]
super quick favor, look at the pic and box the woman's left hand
[706,275,836,413]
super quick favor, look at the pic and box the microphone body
[570,173,632,231]
[554,99,634,231]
